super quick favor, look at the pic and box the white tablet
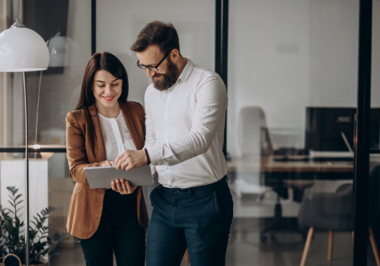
[84,165,153,189]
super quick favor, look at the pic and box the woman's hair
[75,52,129,110]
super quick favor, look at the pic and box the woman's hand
[111,179,137,195]
[100,160,114,167]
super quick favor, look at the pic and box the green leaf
[7,200,15,208]
[14,194,22,201]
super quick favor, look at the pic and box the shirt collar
[177,57,194,83]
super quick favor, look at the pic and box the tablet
[84,165,153,189]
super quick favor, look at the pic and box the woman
[66,52,148,266]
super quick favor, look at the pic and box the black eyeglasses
[136,50,172,72]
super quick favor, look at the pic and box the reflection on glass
[227,0,362,265]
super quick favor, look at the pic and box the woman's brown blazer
[65,101,149,239]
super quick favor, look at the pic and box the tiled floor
[49,181,377,265]
[49,217,378,266]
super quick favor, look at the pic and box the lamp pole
[22,72,30,266]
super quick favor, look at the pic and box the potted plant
[0,186,68,265]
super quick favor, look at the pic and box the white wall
[96,0,215,104]
[227,0,379,157]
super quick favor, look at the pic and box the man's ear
[170,49,180,63]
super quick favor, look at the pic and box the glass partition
[367,0,380,265]
[227,0,359,265]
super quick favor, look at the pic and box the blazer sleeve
[66,111,105,183]
[137,102,146,138]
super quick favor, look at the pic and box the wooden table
[228,155,354,181]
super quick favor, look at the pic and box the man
[113,21,233,266]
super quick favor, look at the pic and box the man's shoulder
[191,64,222,84]
[189,64,225,93]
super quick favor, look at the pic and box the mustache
[153,73,165,79]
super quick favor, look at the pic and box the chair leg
[352,231,354,246]
[328,231,333,261]
[369,227,380,266]
[184,248,190,262]
[300,227,314,266]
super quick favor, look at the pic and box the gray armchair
[297,164,380,266]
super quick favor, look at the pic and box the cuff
[147,146,163,165]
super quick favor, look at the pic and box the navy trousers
[146,176,234,266]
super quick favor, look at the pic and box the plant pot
[1,253,21,266]
[1,254,49,266]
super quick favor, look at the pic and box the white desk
[1,153,53,223]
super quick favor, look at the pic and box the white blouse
[98,111,137,161]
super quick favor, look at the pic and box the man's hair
[130,21,180,54]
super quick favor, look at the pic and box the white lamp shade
[0,27,49,72]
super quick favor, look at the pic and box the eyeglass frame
[136,49,172,72]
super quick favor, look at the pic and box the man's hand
[114,150,148,171]
[111,179,137,195]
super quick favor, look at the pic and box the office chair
[298,164,380,266]
[234,106,267,198]
[259,127,311,243]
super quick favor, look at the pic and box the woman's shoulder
[66,108,91,124]
[125,101,145,117]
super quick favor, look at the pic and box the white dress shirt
[144,58,228,188]
[98,111,137,161]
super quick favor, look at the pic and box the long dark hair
[75,52,129,110]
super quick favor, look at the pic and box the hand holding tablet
[111,179,137,195]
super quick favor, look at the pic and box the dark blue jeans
[146,176,234,266]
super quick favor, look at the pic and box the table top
[0,145,66,153]
[227,155,354,173]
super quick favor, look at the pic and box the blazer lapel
[120,102,143,150]
[88,104,106,162]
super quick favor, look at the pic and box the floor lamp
[0,19,49,266]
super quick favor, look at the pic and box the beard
[152,57,179,91]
